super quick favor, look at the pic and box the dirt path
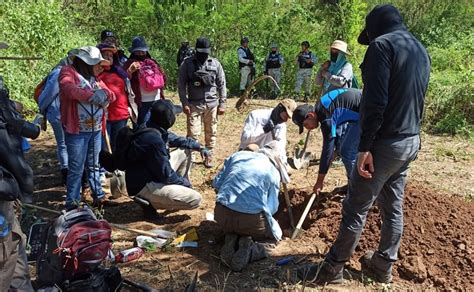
[26,98,473,290]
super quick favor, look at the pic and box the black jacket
[124,127,199,196]
[358,26,430,151]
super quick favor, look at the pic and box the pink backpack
[139,59,165,91]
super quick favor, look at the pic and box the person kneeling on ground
[100,99,205,219]
[213,142,290,272]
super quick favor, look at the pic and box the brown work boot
[203,154,214,168]
[220,233,238,267]
[231,236,253,272]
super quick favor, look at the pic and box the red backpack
[138,59,165,91]
[36,207,112,286]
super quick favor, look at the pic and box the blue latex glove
[200,147,211,159]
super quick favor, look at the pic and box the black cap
[149,100,177,130]
[195,37,211,54]
[301,41,310,47]
[241,37,249,44]
[292,104,314,134]
[358,4,404,45]
[100,30,115,41]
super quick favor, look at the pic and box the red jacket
[59,66,115,134]
[98,70,129,121]
[123,57,166,107]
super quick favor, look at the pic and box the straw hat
[279,99,297,118]
[330,40,351,55]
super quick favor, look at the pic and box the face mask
[271,49,277,54]
[196,52,209,64]
[134,54,146,61]
[330,51,339,62]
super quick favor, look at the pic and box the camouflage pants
[294,68,313,95]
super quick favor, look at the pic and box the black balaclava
[270,103,286,125]
[271,48,277,54]
[195,37,211,64]
[330,51,339,62]
[196,52,209,64]
[72,57,95,80]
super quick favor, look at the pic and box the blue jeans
[46,103,68,170]
[106,119,128,152]
[137,101,154,127]
[335,122,360,179]
[65,131,105,208]
[325,135,420,274]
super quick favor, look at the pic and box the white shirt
[140,88,160,103]
[239,108,287,161]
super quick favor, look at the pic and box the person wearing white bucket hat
[316,40,356,94]
[59,46,115,210]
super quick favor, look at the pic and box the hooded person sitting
[213,141,290,272]
[100,99,207,219]
[239,99,296,162]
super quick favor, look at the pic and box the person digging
[213,141,290,271]
[292,88,362,195]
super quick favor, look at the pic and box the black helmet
[301,40,310,48]
[195,37,211,53]
[241,36,249,44]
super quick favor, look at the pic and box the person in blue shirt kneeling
[213,141,289,272]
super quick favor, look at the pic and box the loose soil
[25,97,473,291]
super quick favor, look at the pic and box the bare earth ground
[26,96,473,291]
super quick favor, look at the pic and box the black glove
[263,119,275,133]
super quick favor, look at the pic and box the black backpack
[61,266,123,292]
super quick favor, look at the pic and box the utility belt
[239,61,253,69]
[266,60,281,69]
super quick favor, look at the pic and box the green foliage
[0,0,472,136]
[0,1,93,111]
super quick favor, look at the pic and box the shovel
[291,192,316,239]
[288,130,312,170]
[104,131,127,199]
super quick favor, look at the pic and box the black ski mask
[330,51,339,62]
[196,52,209,64]
[263,104,286,133]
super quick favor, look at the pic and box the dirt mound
[275,185,474,290]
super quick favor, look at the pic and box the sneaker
[230,236,253,272]
[296,260,343,284]
[203,155,214,168]
[360,250,393,284]
[220,234,238,266]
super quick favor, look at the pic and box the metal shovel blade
[109,170,127,199]
[290,151,312,170]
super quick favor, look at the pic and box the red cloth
[59,66,115,134]
[123,57,166,107]
[98,70,129,121]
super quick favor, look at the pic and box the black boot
[133,197,161,220]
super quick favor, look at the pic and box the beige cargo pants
[240,66,253,91]
[136,149,202,211]
[186,104,218,150]
[0,202,34,292]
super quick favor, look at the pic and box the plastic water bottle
[114,247,144,263]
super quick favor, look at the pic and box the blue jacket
[213,151,282,240]
[315,88,362,174]
[125,126,200,196]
